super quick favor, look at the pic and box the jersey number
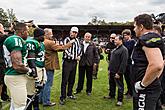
[14,38,22,47]
[26,43,35,50]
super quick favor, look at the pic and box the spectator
[92,42,102,79]
[104,33,116,90]
[0,23,6,102]
[104,35,128,106]
[122,29,136,98]
[60,27,81,105]
[75,32,99,95]
[153,24,165,108]
[104,33,116,62]
[0,23,12,102]
[153,25,162,35]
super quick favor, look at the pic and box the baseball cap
[70,26,79,33]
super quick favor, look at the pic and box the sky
[0,0,165,25]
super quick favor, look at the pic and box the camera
[151,13,165,24]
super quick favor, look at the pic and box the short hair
[118,35,124,41]
[110,33,116,37]
[153,24,162,34]
[44,28,52,34]
[134,14,153,30]
[84,32,92,37]
[122,29,131,36]
[14,22,27,31]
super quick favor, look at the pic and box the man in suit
[75,32,99,96]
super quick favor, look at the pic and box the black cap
[33,28,45,37]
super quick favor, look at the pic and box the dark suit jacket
[79,42,99,66]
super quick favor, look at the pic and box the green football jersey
[3,35,27,75]
[35,42,45,67]
[25,39,45,68]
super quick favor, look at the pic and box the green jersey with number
[35,42,45,67]
[3,35,27,75]
[25,39,45,68]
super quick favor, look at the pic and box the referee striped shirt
[63,37,81,60]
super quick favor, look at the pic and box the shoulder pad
[139,32,163,48]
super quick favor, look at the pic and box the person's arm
[104,44,110,54]
[10,50,29,73]
[141,46,164,87]
[117,48,128,75]
[0,34,8,42]
[50,39,73,51]
[27,52,38,78]
[51,42,72,51]
[93,45,99,64]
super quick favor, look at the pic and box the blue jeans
[39,70,54,104]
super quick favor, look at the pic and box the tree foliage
[0,8,17,28]
[7,8,17,24]
[0,8,9,27]
[87,16,133,25]
[88,16,108,25]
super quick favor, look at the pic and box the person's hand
[27,68,38,79]
[70,39,75,43]
[93,63,97,71]
[115,73,120,79]
[76,56,81,61]
[27,68,32,76]
[134,81,146,93]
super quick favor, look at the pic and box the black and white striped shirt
[63,37,81,60]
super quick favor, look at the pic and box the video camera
[151,13,165,24]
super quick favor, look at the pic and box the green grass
[3,53,133,110]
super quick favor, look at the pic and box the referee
[60,27,81,105]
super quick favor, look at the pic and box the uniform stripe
[63,37,81,60]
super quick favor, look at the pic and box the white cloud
[0,0,164,25]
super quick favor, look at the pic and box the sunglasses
[110,37,115,39]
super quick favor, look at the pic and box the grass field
[3,53,133,110]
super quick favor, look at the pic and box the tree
[7,8,17,24]
[0,8,17,28]
[87,16,134,25]
[88,16,109,25]
[0,8,9,27]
